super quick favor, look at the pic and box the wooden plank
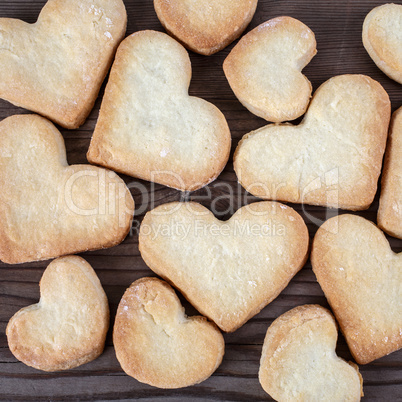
[0,0,401,400]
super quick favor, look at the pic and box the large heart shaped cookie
[234,75,390,210]
[259,305,362,401]
[7,256,109,371]
[224,16,316,122]
[139,201,309,332]
[87,30,231,192]
[363,3,402,84]
[154,0,258,56]
[0,114,134,264]
[312,215,402,364]
[113,277,224,388]
[378,106,402,238]
[0,0,127,128]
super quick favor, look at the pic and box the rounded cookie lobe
[259,305,362,401]
[6,256,109,371]
[154,0,258,55]
[362,3,402,84]
[113,277,224,388]
[224,16,316,122]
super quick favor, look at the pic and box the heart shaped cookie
[378,106,402,238]
[113,277,224,388]
[139,201,309,332]
[154,0,258,55]
[311,214,402,364]
[234,75,390,210]
[363,3,402,84]
[0,0,127,128]
[259,305,363,401]
[223,16,317,122]
[87,30,231,192]
[0,114,134,264]
[7,256,109,371]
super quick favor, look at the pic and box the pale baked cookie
[87,30,231,192]
[224,17,316,122]
[311,215,402,364]
[234,75,390,210]
[113,277,224,388]
[259,305,363,401]
[0,0,127,129]
[154,0,258,55]
[363,3,402,84]
[7,256,109,371]
[378,106,402,238]
[0,114,134,264]
[139,201,309,332]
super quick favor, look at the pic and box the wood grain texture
[0,0,401,400]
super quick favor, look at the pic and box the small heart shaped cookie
[154,0,258,55]
[234,75,390,210]
[0,0,127,128]
[378,106,402,238]
[363,3,402,84]
[139,201,309,332]
[0,114,134,264]
[113,277,224,388]
[87,30,231,191]
[312,215,402,364]
[7,256,109,371]
[259,305,363,401]
[224,17,316,122]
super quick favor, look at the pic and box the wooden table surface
[0,0,401,400]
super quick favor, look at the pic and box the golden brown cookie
[0,114,134,264]
[234,75,390,210]
[87,30,231,191]
[224,16,316,122]
[259,305,363,401]
[139,201,309,332]
[7,256,109,371]
[0,0,127,128]
[312,215,402,364]
[154,0,258,55]
[378,106,402,238]
[113,277,224,388]
[362,3,402,84]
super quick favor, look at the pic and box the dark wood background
[0,0,401,400]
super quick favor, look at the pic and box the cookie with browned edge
[7,256,109,371]
[139,201,309,332]
[88,30,231,192]
[312,215,402,364]
[114,277,224,388]
[378,106,402,238]
[0,114,134,264]
[224,16,316,122]
[363,3,402,84]
[259,305,363,401]
[154,0,258,55]
[0,0,127,128]
[234,75,390,210]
